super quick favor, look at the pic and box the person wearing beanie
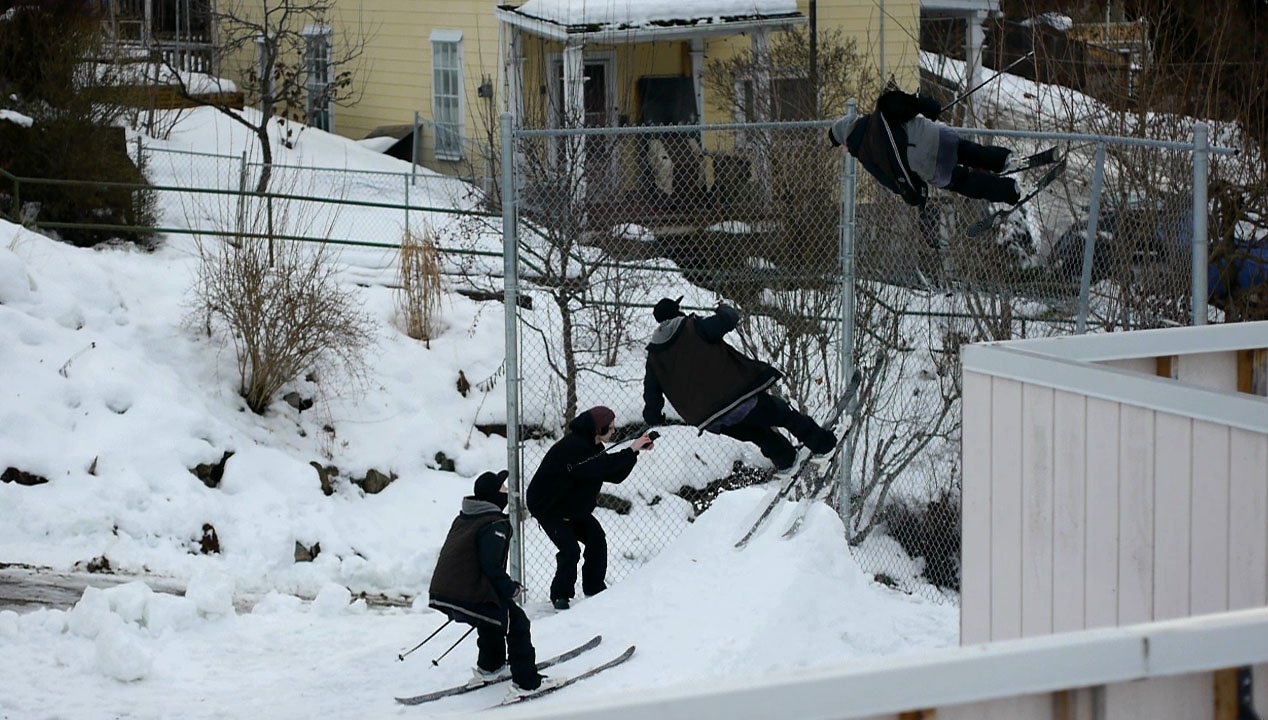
[642,298,837,475]
[526,406,655,610]
[429,469,560,698]
[828,87,1025,207]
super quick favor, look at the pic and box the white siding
[961,334,1268,645]
[1152,412,1191,621]
[1051,390,1087,634]
[1021,384,1055,636]
[1084,397,1120,631]
[1190,420,1229,615]
[1228,428,1268,610]
[990,378,1024,640]
[961,370,993,643]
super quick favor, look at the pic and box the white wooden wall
[962,369,1268,643]
[962,327,1268,719]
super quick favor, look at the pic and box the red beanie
[588,406,615,432]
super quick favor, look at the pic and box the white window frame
[733,73,815,124]
[431,29,465,162]
[732,72,814,150]
[545,50,616,130]
[303,25,334,132]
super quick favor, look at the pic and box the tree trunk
[558,296,579,422]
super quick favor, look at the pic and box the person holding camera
[526,407,656,610]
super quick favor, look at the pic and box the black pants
[714,392,836,471]
[537,514,608,601]
[476,603,538,687]
[946,139,1020,204]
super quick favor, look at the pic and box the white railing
[484,608,1268,720]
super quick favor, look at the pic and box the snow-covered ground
[0,108,958,717]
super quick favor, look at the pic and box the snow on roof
[510,0,799,29]
[1020,12,1074,32]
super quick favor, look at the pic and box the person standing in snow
[429,470,558,697]
[526,407,655,610]
[642,297,837,475]
[827,88,1022,207]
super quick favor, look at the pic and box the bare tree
[158,0,371,193]
[844,282,959,545]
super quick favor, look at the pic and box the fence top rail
[952,125,1239,154]
[242,161,445,181]
[0,168,500,219]
[513,118,834,138]
[146,147,242,160]
[512,116,1238,155]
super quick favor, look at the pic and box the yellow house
[314,0,922,181]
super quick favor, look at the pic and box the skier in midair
[828,87,1032,207]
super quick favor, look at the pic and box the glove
[511,583,525,603]
[916,94,942,121]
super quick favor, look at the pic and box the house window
[431,30,464,161]
[304,27,334,131]
[740,76,816,121]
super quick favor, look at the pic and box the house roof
[920,0,999,14]
[496,0,805,42]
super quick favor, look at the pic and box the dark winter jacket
[844,90,943,207]
[428,497,519,629]
[642,304,781,431]
[526,413,639,521]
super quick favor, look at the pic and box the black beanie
[473,469,509,509]
[653,296,685,323]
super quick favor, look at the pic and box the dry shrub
[189,181,374,414]
[395,229,444,344]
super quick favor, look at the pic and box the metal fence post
[403,173,411,236]
[835,101,858,533]
[501,112,525,587]
[1192,121,1210,326]
[1077,143,1107,334]
[411,111,420,187]
[235,151,249,235]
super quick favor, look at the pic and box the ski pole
[397,618,452,662]
[431,625,476,666]
[944,50,1036,110]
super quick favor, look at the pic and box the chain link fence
[136,143,500,287]
[501,117,1235,604]
[3,118,1234,605]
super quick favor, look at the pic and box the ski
[966,158,1067,238]
[394,634,602,706]
[1002,146,1062,175]
[733,370,863,550]
[781,375,868,539]
[495,645,636,707]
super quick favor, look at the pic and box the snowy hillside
[0,108,957,717]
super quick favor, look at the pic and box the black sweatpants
[714,392,836,471]
[475,602,538,688]
[946,139,1020,204]
[537,514,608,601]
